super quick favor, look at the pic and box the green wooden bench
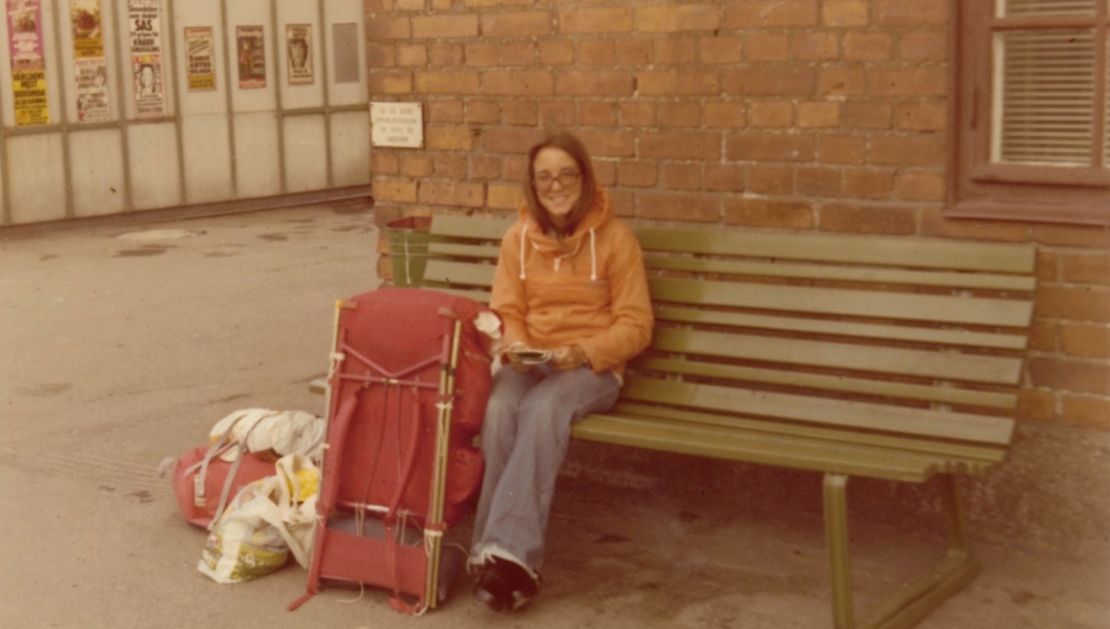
[411,213,1036,629]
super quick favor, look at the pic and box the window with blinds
[951,1,1110,225]
[992,1,1106,169]
[994,30,1096,166]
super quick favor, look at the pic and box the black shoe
[473,558,539,612]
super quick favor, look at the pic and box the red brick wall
[364,0,1110,430]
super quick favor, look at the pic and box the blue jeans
[470,365,620,576]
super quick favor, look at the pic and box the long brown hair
[523,131,598,237]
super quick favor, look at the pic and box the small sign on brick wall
[371,101,423,149]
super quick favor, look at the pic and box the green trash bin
[385,216,432,286]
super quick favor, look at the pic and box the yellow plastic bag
[274,453,320,567]
[197,476,290,583]
[197,454,320,584]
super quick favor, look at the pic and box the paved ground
[1,205,1107,628]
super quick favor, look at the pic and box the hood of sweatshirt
[515,187,612,282]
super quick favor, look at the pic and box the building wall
[364,0,1110,430]
[0,0,371,226]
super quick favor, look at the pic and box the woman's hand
[503,342,537,373]
[551,345,588,371]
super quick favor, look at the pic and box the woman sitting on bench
[469,130,654,612]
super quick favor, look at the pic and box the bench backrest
[420,214,1036,466]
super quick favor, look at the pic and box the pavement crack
[0,446,167,491]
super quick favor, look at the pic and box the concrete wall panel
[283,114,326,193]
[330,110,369,187]
[127,122,181,208]
[7,134,66,223]
[69,129,126,216]
[233,111,279,198]
[181,114,232,203]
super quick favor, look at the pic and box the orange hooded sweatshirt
[490,187,653,378]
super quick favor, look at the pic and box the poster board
[6,0,48,125]
[128,0,165,118]
[184,25,214,91]
[71,0,109,122]
[236,24,264,89]
[285,23,310,85]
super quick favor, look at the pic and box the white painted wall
[332,110,370,187]
[0,0,370,225]
[7,134,66,223]
[70,129,126,216]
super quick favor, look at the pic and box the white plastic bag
[197,476,290,583]
[197,454,320,584]
[208,409,325,463]
[273,453,319,567]
[475,310,504,375]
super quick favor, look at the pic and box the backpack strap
[287,394,359,613]
[187,415,245,508]
[384,388,430,614]
[206,416,270,530]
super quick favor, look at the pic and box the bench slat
[650,277,1035,328]
[427,242,499,259]
[639,357,1017,409]
[634,227,1036,274]
[424,260,1035,331]
[644,256,1036,291]
[653,327,1023,385]
[429,214,510,239]
[424,259,496,287]
[428,216,1036,276]
[621,376,1015,445]
[573,414,989,482]
[654,306,1030,351]
[425,240,1034,292]
[608,402,1008,463]
[419,260,1030,349]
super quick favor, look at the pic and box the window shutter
[1001,0,1096,16]
[995,30,1096,166]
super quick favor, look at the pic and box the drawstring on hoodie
[589,228,597,282]
[519,224,528,280]
[517,224,597,283]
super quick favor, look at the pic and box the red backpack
[291,288,492,613]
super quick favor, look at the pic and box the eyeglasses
[533,170,581,190]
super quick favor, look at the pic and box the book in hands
[506,347,552,365]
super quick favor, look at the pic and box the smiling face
[290,40,308,68]
[139,65,154,88]
[531,147,582,227]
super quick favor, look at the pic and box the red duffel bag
[172,441,275,529]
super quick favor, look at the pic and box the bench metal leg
[824,473,855,629]
[940,474,969,555]
[822,473,981,629]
